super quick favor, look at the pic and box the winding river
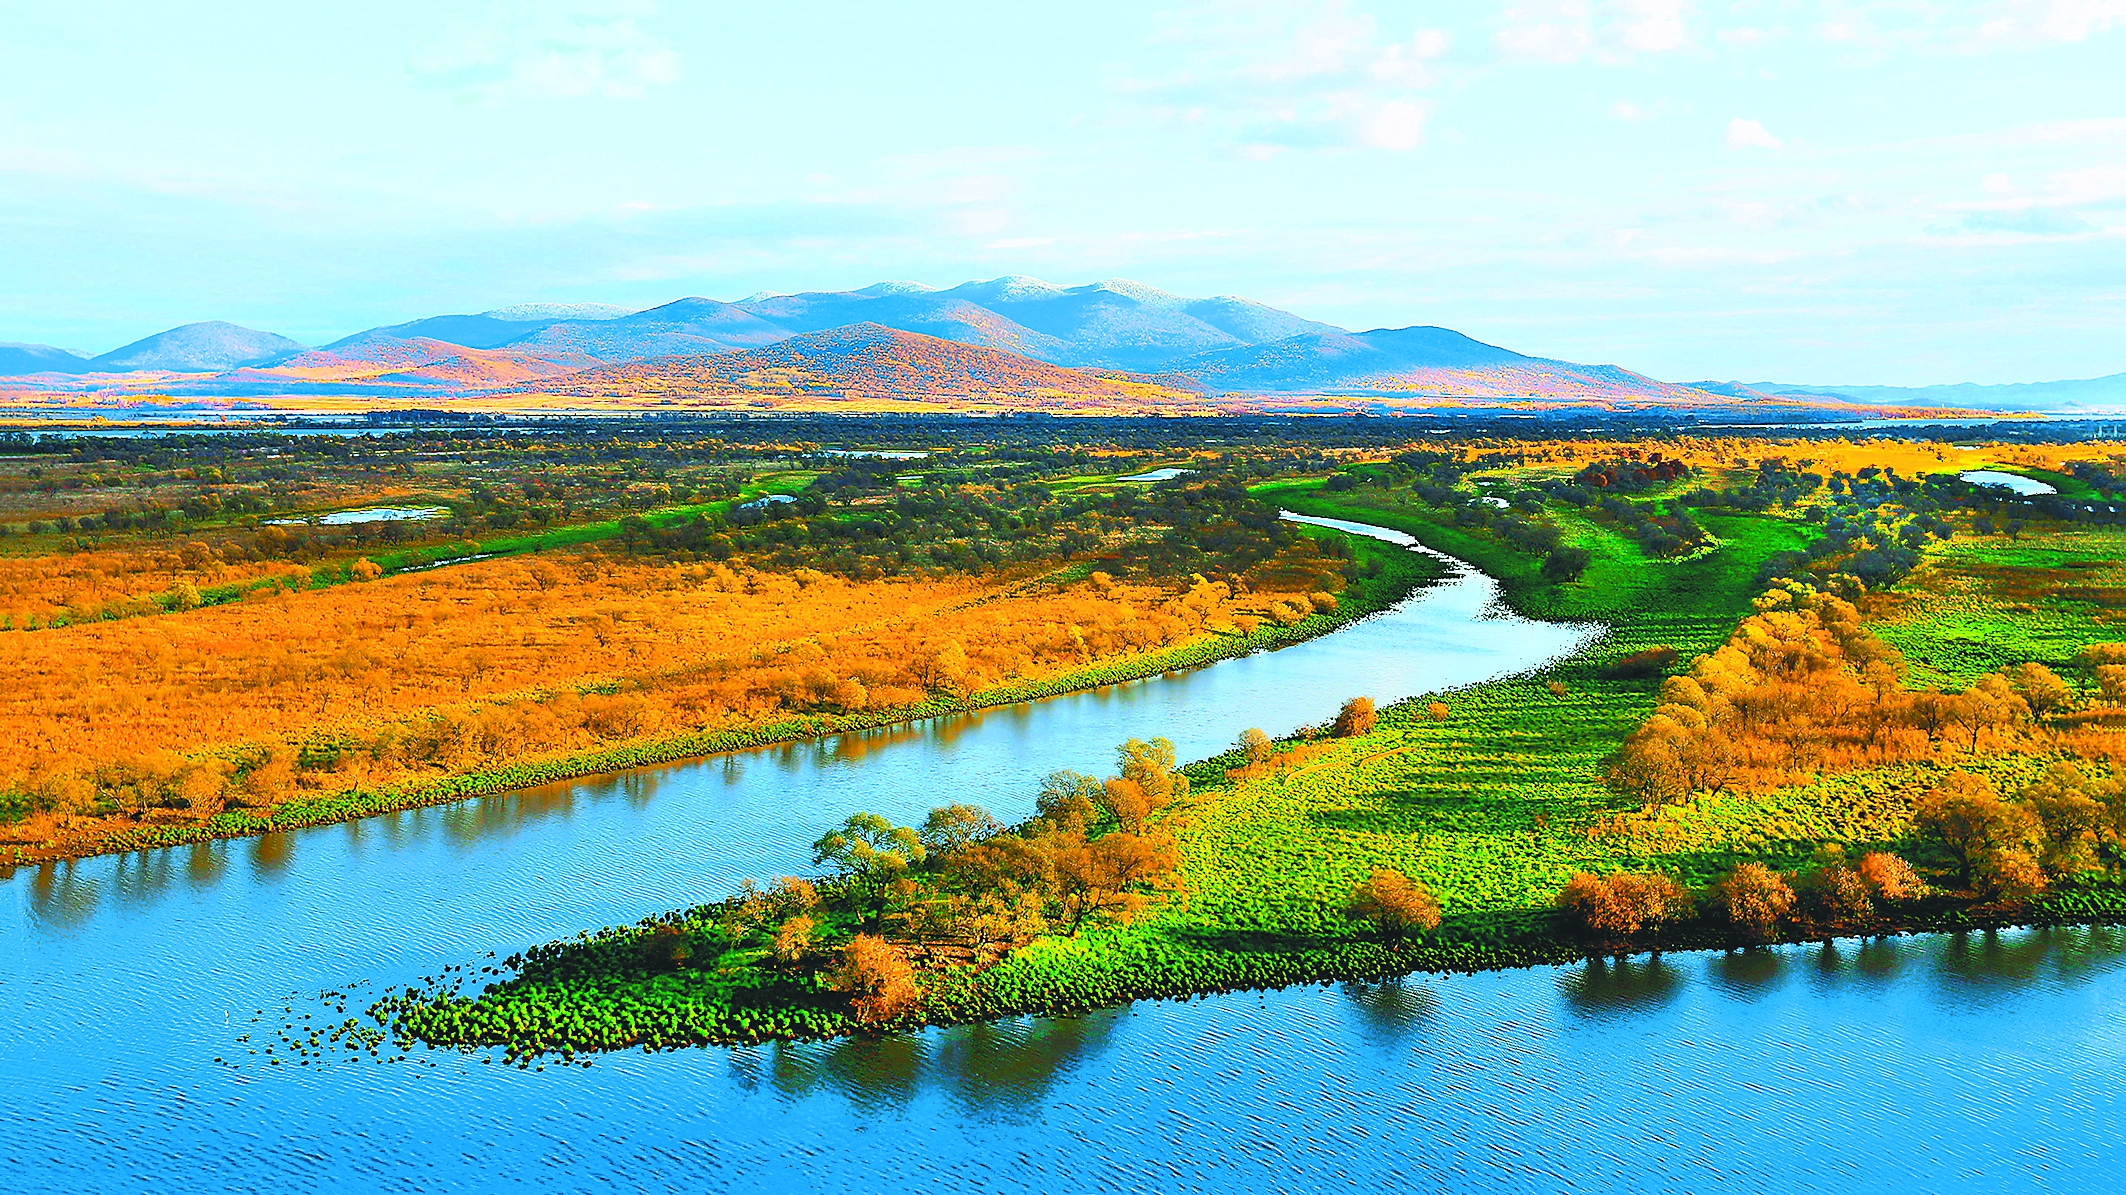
[4,518,2122,1192]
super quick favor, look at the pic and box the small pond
[1958,470,2056,496]
[268,505,448,526]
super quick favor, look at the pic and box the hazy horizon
[5,2,2122,387]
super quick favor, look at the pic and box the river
[3,518,2120,1192]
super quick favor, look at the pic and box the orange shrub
[829,934,923,1024]
[1713,862,1794,942]
[1346,869,1442,937]
[1557,870,1685,937]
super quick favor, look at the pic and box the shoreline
[1,530,1443,871]
[369,489,2126,1058]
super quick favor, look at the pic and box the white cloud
[1979,0,2126,44]
[1803,0,2125,51]
[1371,28,1451,84]
[1497,1,1594,62]
[1726,117,1783,149]
[417,1,680,101]
[1961,208,2095,235]
[1614,0,1695,52]
[1122,4,1448,153]
[1495,0,1698,63]
[1364,99,1431,149]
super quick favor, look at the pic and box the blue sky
[2,1,2122,385]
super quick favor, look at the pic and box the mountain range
[2,278,2111,413]
[3,321,307,375]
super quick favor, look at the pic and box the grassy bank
[355,483,1822,1056]
[347,479,2126,1060]
[1,527,1440,868]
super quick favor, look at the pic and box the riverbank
[356,489,1782,1054]
[1,525,1441,869]
[364,483,2126,1059]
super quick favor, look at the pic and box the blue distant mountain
[506,297,792,360]
[0,342,91,375]
[331,277,1352,373]
[327,314,548,352]
[1749,375,2126,414]
[90,321,306,372]
[5,279,2113,411]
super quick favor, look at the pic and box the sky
[2,1,2122,386]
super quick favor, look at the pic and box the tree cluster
[1608,581,2071,805]
[1915,766,2126,899]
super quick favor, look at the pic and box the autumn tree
[1237,727,1273,767]
[1100,737,1189,829]
[772,915,815,964]
[1974,847,2047,902]
[770,875,819,912]
[918,803,1001,857]
[2006,662,2072,717]
[1035,769,1102,832]
[1914,771,2043,890]
[961,888,1049,955]
[2094,664,2126,705]
[1051,829,1181,933]
[812,812,925,880]
[1333,695,1376,737]
[1948,674,2029,753]
[1856,852,1922,903]
[830,934,923,1024]
[2016,763,2118,876]
[1346,869,1442,938]
[1798,847,1873,924]
[1556,870,1685,937]
[1713,862,1794,942]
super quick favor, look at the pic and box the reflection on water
[26,861,101,931]
[1558,955,1683,1016]
[1931,925,2126,1001]
[1342,978,1442,1045]
[1708,946,1789,999]
[729,1010,1127,1120]
[249,827,294,881]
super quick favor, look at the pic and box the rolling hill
[0,343,90,375]
[89,321,306,372]
[1749,374,2126,414]
[2,275,2097,414]
[506,297,792,361]
[525,323,1211,411]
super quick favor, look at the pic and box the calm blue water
[2,520,2119,1192]
[1958,470,2059,497]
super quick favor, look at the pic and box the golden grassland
[1436,434,2124,478]
[0,546,1335,859]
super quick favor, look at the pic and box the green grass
[373,497,742,571]
[368,482,2126,1059]
[1873,525,2126,688]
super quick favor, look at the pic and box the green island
[367,454,2126,1062]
